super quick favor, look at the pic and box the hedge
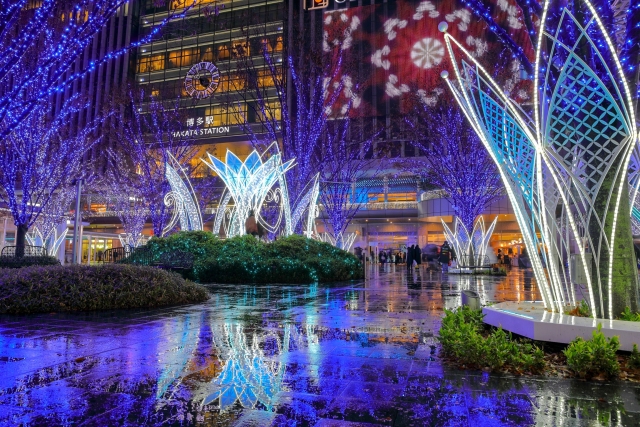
[0,264,209,314]
[0,255,60,269]
[125,232,364,284]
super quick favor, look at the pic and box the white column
[56,222,66,264]
[87,235,93,265]
[77,224,84,264]
[1,218,6,250]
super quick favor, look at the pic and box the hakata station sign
[171,116,232,138]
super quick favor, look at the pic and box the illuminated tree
[405,104,503,232]
[111,90,202,237]
[0,1,192,141]
[0,97,97,255]
[26,185,75,256]
[98,175,148,248]
[461,0,639,82]
[319,119,383,250]
[228,23,365,234]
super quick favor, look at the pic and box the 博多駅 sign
[171,116,233,138]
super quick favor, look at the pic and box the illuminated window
[387,193,416,202]
[201,47,214,62]
[232,41,250,57]
[168,48,197,68]
[25,1,43,9]
[257,102,281,122]
[204,105,247,126]
[137,54,165,72]
[61,9,89,22]
[218,44,231,60]
[270,36,283,53]
[170,0,225,9]
[257,69,276,88]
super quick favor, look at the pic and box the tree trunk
[590,177,639,319]
[15,224,28,258]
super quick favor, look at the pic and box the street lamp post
[71,179,83,264]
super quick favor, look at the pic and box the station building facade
[42,0,530,263]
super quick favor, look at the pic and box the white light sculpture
[441,0,638,318]
[206,144,320,239]
[442,216,497,268]
[317,231,357,252]
[118,233,148,249]
[163,152,203,236]
[26,224,67,256]
[202,324,288,411]
[292,173,320,238]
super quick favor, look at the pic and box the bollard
[461,290,481,310]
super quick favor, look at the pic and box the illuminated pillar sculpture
[442,216,497,268]
[206,144,320,239]
[441,0,639,318]
[163,152,203,235]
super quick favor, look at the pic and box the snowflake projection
[322,9,367,117]
[323,0,535,114]
[410,37,445,69]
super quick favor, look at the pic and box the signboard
[305,0,328,10]
[172,116,232,138]
[305,0,359,10]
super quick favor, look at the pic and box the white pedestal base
[482,301,640,352]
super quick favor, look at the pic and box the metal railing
[456,255,492,268]
[0,245,46,257]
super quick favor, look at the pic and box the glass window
[168,48,197,69]
[257,101,281,122]
[201,46,214,62]
[204,105,246,126]
[137,54,165,72]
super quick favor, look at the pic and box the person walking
[439,241,451,272]
[406,245,414,269]
[415,245,422,266]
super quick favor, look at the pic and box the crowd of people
[355,241,527,271]
[356,241,458,272]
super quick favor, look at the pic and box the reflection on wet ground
[0,266,639,426]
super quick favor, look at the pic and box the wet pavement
[0,265,639,426]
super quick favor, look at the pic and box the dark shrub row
[125,232,363,284]
[0,264,209,314]
[0,255,60,269]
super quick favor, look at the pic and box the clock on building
[184,62,220,99]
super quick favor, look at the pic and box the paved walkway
[0,266,638,426]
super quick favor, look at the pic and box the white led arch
[206,144,320,239]
[163,152,203,236]
[441,0,639,318]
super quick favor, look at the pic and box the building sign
[305,0,358,10]
[171,116,232,138]
[305,0,328,10]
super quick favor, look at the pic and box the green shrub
[0,264,209,314]
[619,307,640,322]
[627,344,640,369]
[0,255,60,269]
[438,306,545,373]
[563,324,620,379]
[128,232,363,284]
